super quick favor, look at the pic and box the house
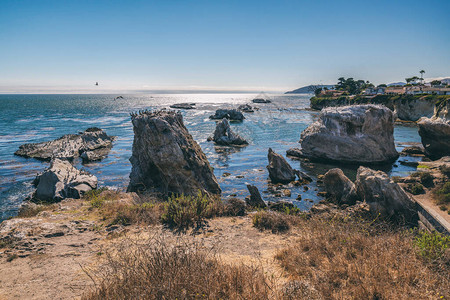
[422,87,450,95]
[363,87,385,95]
[405,86,423,95]
[320,89,345,97]
[385,86,405,94]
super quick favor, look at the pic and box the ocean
[0,93,422,221]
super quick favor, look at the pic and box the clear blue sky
[1,0,449,93]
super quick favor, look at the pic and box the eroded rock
[418,118,450,160]
[127,110,221,197]
[208,118,248,146]
[267,148,297,183]
[33,159,98,202]
[246,185,267,208]
[170,103,196,110]
[323,168,357,205]
[238,104,255,113]
[209,109,244,121]
[291,105,398,164]
[15,128,115,162]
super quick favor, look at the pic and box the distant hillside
[285,84,334,94]
[388,82,406,86]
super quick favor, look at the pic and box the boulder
[252,98,271,103]
[33,158,98,202]
[355,166,417,223]
[170,103,196,110]
[323,168,358,205]
[266,148,297,183]
[209,109,244,121]
[208,118,248,146]
[127,110,221,197]
[15,127,115,162]
[393,97,436,121]
[238,104,254,113]
[291,105,398,164]
[246,185,267,208]
[268,200,296,212]
[418,117,450,160]
[400,145,425,156]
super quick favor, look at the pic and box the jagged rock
[323,168,358,205]
[127,110,221,197]
[15,128,115,162]
[208,118,248,146]
[355,166,417,223]
[32,159,98,202]
[209,109,244,121]
[267,148,297,183]
[290,105,398,164]
[393,97,436,121]
[170,103,196,110]
[246,185,267,208]
[238,104,254,113]
[268,200,296,212]
[418,118,450,159]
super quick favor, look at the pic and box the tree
[378,84,387,87]
[430,80,441,86]
[335,77,372,95]
[314,87,323,96]
[420,70,425,80]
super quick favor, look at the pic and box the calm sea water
[0,93,422,221]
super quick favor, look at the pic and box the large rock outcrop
[33,159,98,202]
[323,168,357,205]
[355,167,417,223]
[127,110,221,197]
[15,128,115,162]
[266,148,297,183]
[290,105,398,164]
[208,118,248,146]
[209,109,244,121]
[393,97,436,121]
[418,99,450,159]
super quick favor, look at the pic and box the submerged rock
[208,118,248,146]
[15,127,115,162]
[238,104,255,113]
[127,110,221,197]
[323,168,357,205]
[170,103,196,110]
[246,185,267,208]
[266,148,297,183]
[252,98,271,103]
[291,105,398,164]
[33,159,98,202]
[355,166,417,223]
[209,109,244,121]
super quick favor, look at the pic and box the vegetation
[17,203,57,218]
[414,230,450,261]
[410,171,434,187]
[434,182,450,206]
[83,239,273,300]
[252,211,291,233]
[275,217,449,300]
[335,77,372,95]
[407,183,425,195]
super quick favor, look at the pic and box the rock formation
[266,148,297,183]
[355,167,417,223]
[33,159,98,202]
[323,168,357,205]
[209,109,244,121]
[289,105,398,164]
[15,128,115,162]
[170,103,196,110]
[127,110,221,197]
[393,97,436,121]
[238,104,254,112]
[208,118,248,146]
[246,185,267,208]
[418,99,450,159]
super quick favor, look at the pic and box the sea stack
[127,110,221,197]
[288,105,398,164]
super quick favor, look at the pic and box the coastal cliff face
[310,95,449,122]
[127,110,221,197]
[296,105,398,164]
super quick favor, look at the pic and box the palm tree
[419,70,425,85]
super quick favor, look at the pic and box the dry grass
[17,203,57,218]
[252,211,292,233]
[275,217,450,299]
[82,238,274,300]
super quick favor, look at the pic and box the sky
[0,0,449,93]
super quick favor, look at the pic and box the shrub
[17,203,57,218]
[407,183,425,195]
[252,211,290,233]
[224,198,246,216]
[414,230,450,261]
[161,192,222,229]
[82,239,272,300]
[411,171,434,187]
[435,182,450,205]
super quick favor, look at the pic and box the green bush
[414,231,450,261]
[435,182,450,204]
[161,192,221,229]
[252,211,290,233]
[411,171,434,187]
[407,183,425,195]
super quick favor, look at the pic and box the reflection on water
[0,93,422,221]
